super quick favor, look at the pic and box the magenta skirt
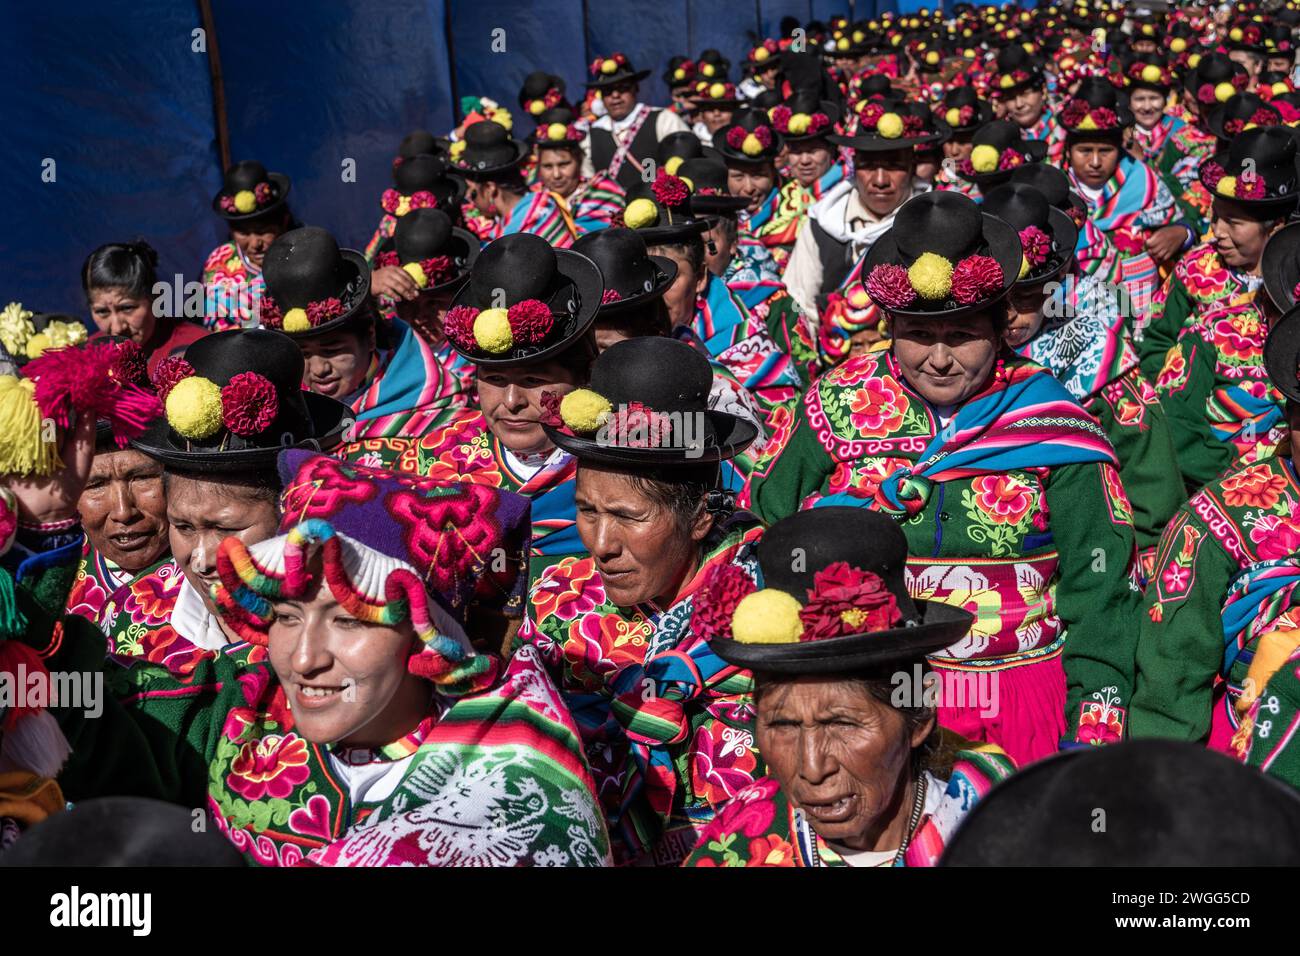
[930,647,1066,769]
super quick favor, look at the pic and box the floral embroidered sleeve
[1045,461,1142,745]
[1154,328,1232,491]
[1131,507,1236,741]
[746,395,837,524]
[1137,276,1192,382]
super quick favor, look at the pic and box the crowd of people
[7,0,1300,867]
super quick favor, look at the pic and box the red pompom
[690,563,756,640]
[1019,225,1052,267]
[381,188,401,214]
[865,264,918,310]
[1238,176,1267,201]
[221,372,279,437]
[539,390,564,428]
[1091,106,1118,128]
[999,148,1025,170]
[444,305,479,351]
[110,339,149,387]
[420,255,454,285]
[1200,160,1226,190]
[376,251,400,269]
[725,126,747,149]
[259,295,283,328]
[306,297,345,326]
[601,288,624,304]
[151,356,195,400]
[798,562,900,642]
[606,401,672,447]
[254,182,273,205]
[951,254,1005,305]
[410,190,438,210]
[507,299,554,346]
[651,169,690,207]
[770,105,793,131]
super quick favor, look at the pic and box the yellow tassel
[0,377,59,476]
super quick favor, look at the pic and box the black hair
[81,241,159,302]
[713,214,739,244]
[647,235,706,276]
[162,465,283,507]
[471,169,528,194]
[616,460,734,545]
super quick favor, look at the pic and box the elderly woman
[682,508,1015,867]
[515,335,765,865]
[1149,130,1299,491]
[342,233,600,584]
[749,191,1141,766]
[4,440,609,866]
[100,329,352,671]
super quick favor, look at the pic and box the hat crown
[973,119,1026,152]
[588,337,712,414]
[1226,126,1298,182]
[982,182,1052,232]
[392,153,456,196]
[892,191,984,263]
[572,228,659,297]
[223,160,270,194]
[466,233,564,307]
[393,208,455,261]
[1009,163,1071,207]
[263,227,355,308]
[656,131,704,164]
[520,70,560,99]
[397,130,438,159]
[677,157,728,193]
[1073,76,1122,111]
[1221,92,1278,123]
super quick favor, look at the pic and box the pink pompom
[725,126,747,149]
[951,254,1004,305]
[1019,225,1052,267]
[306,297,345,326]
[381,188,401,213]
[507,299,555,346]
[376,251,400,269]
[601,288,624,304]
[410,190,438,209]
[444,305,479,351]
[865,264,918,310]
[221,372,279,437]
[151,357,195,400]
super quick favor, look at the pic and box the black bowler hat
[132,329,352,471]
[1262,220,1300,313]
[991,44,1044,96]
[376,208,478,296]
[1207,92,1282,144]
[940,86,993,135]
[621,172,712,245]
[385,153,466,215]
[861,191,1021,320]
[693,80,743,111]
[1123,52,1174,94]
[450,121,529,177]
[446,233,602,367]
[702,508,974,674]
[1059,76,1134,142]
[981,183,1078,287]
[833,96,947,152]
[677,157,750,216]
[1009,163,1089,231]
[1183,52,1248,104]
[542,336,757,465]
[1225,18,1269,56]
[657,131,710,175]
[941,741,1300,866]
[530,106,586,150]
[394,129,442,163]
[663,55,697,89]
[769,90,841,144]
[956,120,1048,189]
[259,227,371,338]
[518,70,567,117]
[1199,127,1300,215]
[585,51,651,89]
[696,48,731,82]
[573,228,676,315]
[1264,302,1300,403]
[212,159,290,222]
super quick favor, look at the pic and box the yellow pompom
[395,196,412,217]
[1276,82,1291,96]
[449,140,467,160]
[926,50,940,65]
[946,107,962,126]
[1078,114,1099,131]
[837,37,850,51]
[971,143,1000,172]
[908,252,954,300]
[166,376,224,440]
[1188,53,1201,68]
[1141,65,1163,83]
[1019,255,1031,279]
[0,377,58,476]
[23,333,51,360]
[559,388,612,432]
[709,82,727,99]
[754,47,770,62]
[1171,37,1187,53]
[673,67,686,81]
[891,35,902,46]
[281,308,310,333]
[731,589,805,644]
[788,113,811,135]
[44,321,86,348]
[491,109,513,132]
[233,190,257,214]
[742,133,765,156]
[0,302,35,355]
[601,58,618,75]
[679,175,694,191]
[624,197,658,230]
[528,100,545,116]
[1000,74,1016,89]
[664,156,684,176]
[546,122,568,141]
[1216,176,1238,198]
[853,30,866,43]
[1230,27,1244,42]
[473,308,514,353]
[877,112,904,138]
[1215,82,1235,103]
[402,261,429,289]
[702,62,716,77]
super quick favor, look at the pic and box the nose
[108,483,139,525]
[797,728,836,786]
[189,533,221,577]
[503,384,529,412]
[306,354,331,379]
[588,517,621,563]
[928,343,955,371]
[289,623,333,678]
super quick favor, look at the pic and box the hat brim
[1263,220,1300,313]
[632,218,713,246]
[131,391,354,472]
[828,130,946,152]
[693,97,744,110]
[1265,302,1300,403]
[450,247,604,367]
[1014,206,1079,288]
[274,249,374,339]
[212,172,291,222]
[585,69,652,89]
[544,409,757,465]
[712,132,786,165]
[375,226,480,296]
[598,254,678,315]
[1198,147,1300,212]
[958,139,1049,186]
[708,598,974,674]
[862,212,1022,320]
[689,193,753,215]
[451,138,531,177]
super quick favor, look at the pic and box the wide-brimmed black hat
[827,22,873,58]
[446,233,602,367]
[692,80,743,111]
[677,157,750,216]
[449,121,529,177]
[861,191,1020,320]
[1207,92,1283,144]
[260,227,371,338]
[941,741,1300,866]
[133,329,352,472]
[991,44,1044,96]
[375,208,478,296]
[621,172,712,245]
[1264,301,1300,403]
[955,120,1047,188]
[518,70,567,117]
[940,85,993,135]
[394,129,443,163]
[1225,19,1270,56]
[1199,127,1300,214]
[657,131,709,176]
[585,52,651,89]
[573,227,676,315]
[769,89,841,144]
[529,106,586,151]
[1059,76,1134,142]
[981,183,1078,288]
[1267,21,1299,58]
[705,508,974,674]
[696,48,731,81]
[1009,163,1088,231]
[1183,52,1249,105]
[543,336,756,465]
[712,109,784,164]
[834,94,947,153]
[212,160,290,222]
[1263,220,1300,314]
[664,55,697,89]
[1122,52,1175,94]
[385,153,466,215]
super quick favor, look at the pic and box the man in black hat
[581,52,691,193]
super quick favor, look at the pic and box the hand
[1144,225,1188,263]
[5,413,96,526]
[370,265,420,302]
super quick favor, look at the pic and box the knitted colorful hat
[214,450,532,696]
[1199,127,1299,212]
[541,336,757,465]
[374,208,478,296]
[131,329,352,471]
[212,159,290,222]
[981,182,1079,287]
[259,227,371,337]
[861,190,1021,320]
[699,507,973,674]
[585,52,651,89]
[445,232,602,367]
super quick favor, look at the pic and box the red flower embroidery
[226,733,311,800]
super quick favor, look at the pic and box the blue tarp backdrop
[1,0,965,316]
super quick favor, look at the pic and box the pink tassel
[24,343,163,446]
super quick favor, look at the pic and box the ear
[910,710,937,750]
[689,503,716,543]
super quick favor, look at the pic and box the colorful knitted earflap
[213,450,533,696]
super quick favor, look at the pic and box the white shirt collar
[172,576,235,651]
